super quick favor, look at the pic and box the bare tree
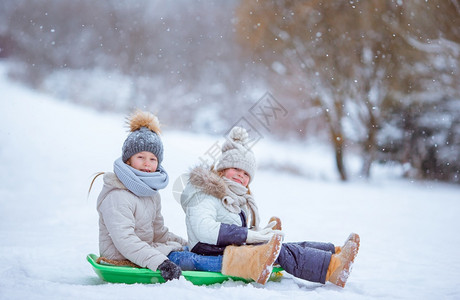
[235,0,460,182]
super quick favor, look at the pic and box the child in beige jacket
[94,110,187,281]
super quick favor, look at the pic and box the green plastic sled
[87,254,283,286]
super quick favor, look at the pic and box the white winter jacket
[180,167,249,253]
[97,172,187,271]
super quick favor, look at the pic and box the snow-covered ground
[1,65,459,300]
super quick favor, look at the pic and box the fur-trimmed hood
[188,165,227,199]
[181,165,260,230]
[180,165,227,210]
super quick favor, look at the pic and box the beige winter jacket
[97,172,187,271]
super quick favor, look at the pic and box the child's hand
[157,260,182,281]
[246,228,284,244]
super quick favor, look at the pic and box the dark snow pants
[276,241,335,284]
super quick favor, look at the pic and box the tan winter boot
[326,233,360,287]
[268,216,282,230]
[268,217,283,270]
[334,232,360,255]
[221,234,282,284]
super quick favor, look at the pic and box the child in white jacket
[94,110,187,281]
[180,127,360,287]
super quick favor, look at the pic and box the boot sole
[256,234,283,284]
[346,233,360,246]
[335,237,360,287]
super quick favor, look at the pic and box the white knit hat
[216,127,256,182]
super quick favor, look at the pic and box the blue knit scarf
[113,157,169,197]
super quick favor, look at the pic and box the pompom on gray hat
[122,110,164,165]
[216,126,256,183]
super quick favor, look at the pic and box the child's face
[127,151,158,173]
[223,168,250,187]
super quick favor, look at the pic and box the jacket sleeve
[187,193,248,246]
[99,192,169,271]
[151,194,188,246]
[217,223,248,246]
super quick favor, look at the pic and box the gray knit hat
[122,110,164,165]
[216,126,256,182]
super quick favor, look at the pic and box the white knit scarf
[221,177,260,229]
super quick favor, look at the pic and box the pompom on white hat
[122,110,164,165]
[216,126,256,182]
